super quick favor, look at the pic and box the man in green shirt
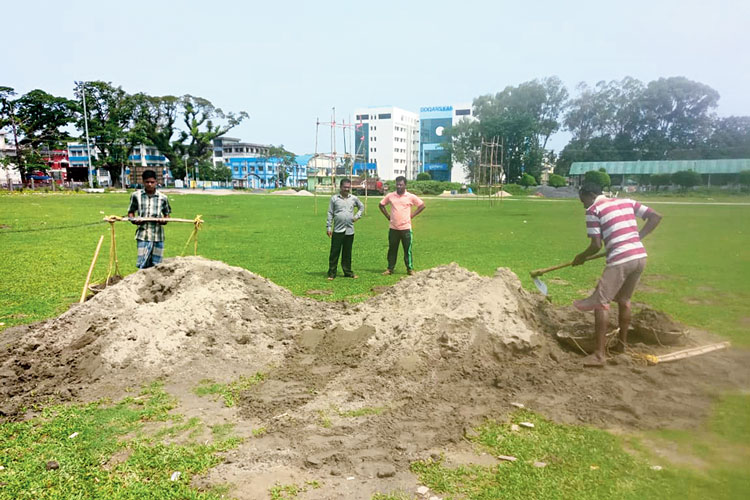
[127,170,171,269]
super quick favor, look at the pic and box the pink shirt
[586,195,653,266]
[380,191,424,230]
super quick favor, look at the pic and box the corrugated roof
[569,159,750,175]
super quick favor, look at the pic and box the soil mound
[2,258,749,488]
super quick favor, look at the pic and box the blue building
[227,155,309,189]
[419,104,474,183]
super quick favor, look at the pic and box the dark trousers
[387,228,413,271]
[328,232,354,277]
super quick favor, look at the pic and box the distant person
[127,170,171,269]
[572,182,662,366]
[326,178,364,280]
[379,176,425,276]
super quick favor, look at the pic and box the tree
[0,86,23,180]
[445,119,481,182]
[135,94,248,180]
[548,173,566,187]
[562,76,725,163]
[705,116,750,159]
[1,87,76,184]
[472,76,569,182]
[266,145,297,187]
[196,161,231,182]
[75,81,139,187]
[671,170,702,190]
[739,170,750,189]
[416,171,431,181]
[649,173,672,191]
[583,169,611,188]
[520,173,537,187]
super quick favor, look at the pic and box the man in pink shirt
[379,176,426,276]
[572,182,662,367]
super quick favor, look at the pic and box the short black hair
[579,182,602,197]
[340,178,351,187]
[142,169,157,181]
[395,175,407,184]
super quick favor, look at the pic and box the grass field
[1,191,749,499]
[1,191,749,344]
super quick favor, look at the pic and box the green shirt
[128,190,171,241]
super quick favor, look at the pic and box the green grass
[269,480,321,500]
[0,382,240,499]
[411,397,750,499]
[193,373,266,407]
[1,192,748,344]
[337,406,386,418]
[1,191,749,498]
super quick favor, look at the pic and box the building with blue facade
[215,136,308,189]
[66,142,110,185]
[419,104,474,183]
[226,156,310,189]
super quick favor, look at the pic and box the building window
[356,114,369,120]
[378,113,391,119]
[456,109,471,116]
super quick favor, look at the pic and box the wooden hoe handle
[530,253,606,278]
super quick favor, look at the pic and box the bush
[649,173,672,190]
[548,174,566,187]
[739,170,750,188]
[583,170,611,188]
[384,180,462,195]
[671,170,702,190]
[520,173,537,187]
[416,172,431,181]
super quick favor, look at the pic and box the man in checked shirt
[326,178,364,280]
[127,170,171,269]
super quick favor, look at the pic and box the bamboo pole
[80,235,104,303]
[103,216,198,223]
[644,342,730,365]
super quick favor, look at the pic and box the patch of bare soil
[2,257,749,499]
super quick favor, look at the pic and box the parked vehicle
[350,176,385,195]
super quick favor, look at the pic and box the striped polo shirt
[585,195,652,266]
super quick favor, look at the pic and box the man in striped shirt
[127,170,171,269]
[572,183,662,366]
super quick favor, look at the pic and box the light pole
[76,81,94,188]
[183,155,189,187]
[194,161,199,186]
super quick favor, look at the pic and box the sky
[5,0,749,154]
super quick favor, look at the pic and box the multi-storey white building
[353,106,420,180]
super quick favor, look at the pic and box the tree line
[448,76,750,183]
[0,82,249,185]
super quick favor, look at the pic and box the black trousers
[387,228,413,271]
[328,232,354,277]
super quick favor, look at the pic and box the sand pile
[2,257,750,486]
[0,257,331,414]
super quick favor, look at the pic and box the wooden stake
[80,235,104,303]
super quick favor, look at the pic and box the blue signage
[420,106,453,112]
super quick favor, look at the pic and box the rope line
[0,221,106,234]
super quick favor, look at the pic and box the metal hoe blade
[533,276,548,296]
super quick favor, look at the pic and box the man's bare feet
[610,339,626,354]
[582,353,606,367]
